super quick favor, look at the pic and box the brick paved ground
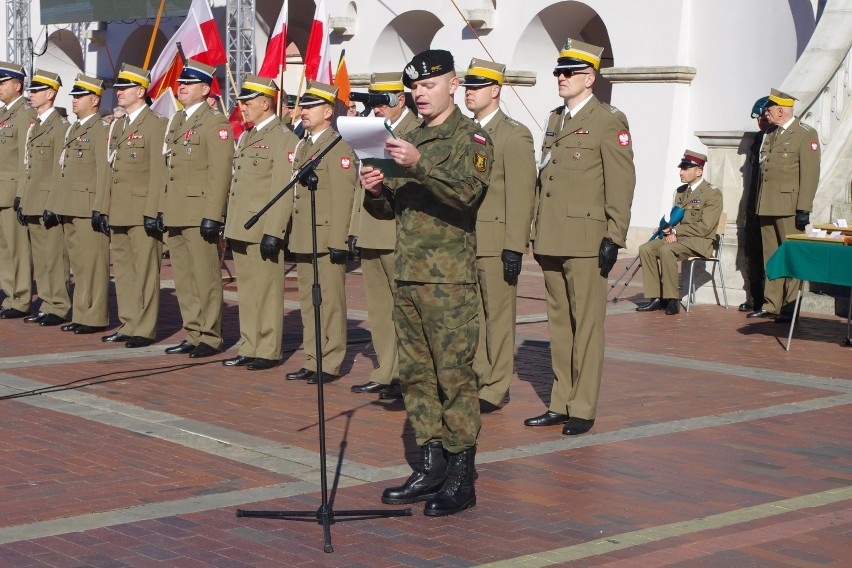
[0,252,849,567]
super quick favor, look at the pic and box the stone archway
[368,10,444,73]
[116,25,168,70]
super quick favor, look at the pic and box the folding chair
[684,212,728,312]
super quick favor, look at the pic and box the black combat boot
[423,446,476,516]
[381,441,447,504]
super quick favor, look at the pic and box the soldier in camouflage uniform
[360,50,492,517]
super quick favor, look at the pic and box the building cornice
[601,66,697,84]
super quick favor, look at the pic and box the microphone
[349,91,399,108]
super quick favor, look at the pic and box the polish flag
[148,0,227,113]
[229,104,250,141]
[258,0,288,79]
[304,0,331,83]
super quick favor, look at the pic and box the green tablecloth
[766,240,852,286]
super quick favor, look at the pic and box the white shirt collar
[476,107,500,128]
[184,101,205,120]
[76,113,97,126]
[780,116,795,131]
[126,104,147,124]
[38,107,55,122]
[5,95,24,109]
[254,114,277,132]
[690,177,704,191]
[310,126,330,143]
[566,93,594,117]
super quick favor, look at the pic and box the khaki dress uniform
[638,179,722,299]
[349,108,421,385]
[98,106,166,340]
[46,115,110,327]
[224,118,298,360]
[534,97,635,421]
[756,117,820,315]
[19,110,71,318]
[0,97,35,313]
[289,127,357,376]
[161,104,233,350]
[472,109,536,407]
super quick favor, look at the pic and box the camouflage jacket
[364,106,492,284]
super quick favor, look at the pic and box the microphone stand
[236,133,412,553]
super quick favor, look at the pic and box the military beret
[0,61,25,82]
[369,72,404,93]
[766,88,796,108]
[300,81,338,107]
[555,38,604,72]
[114,64,151,89]
[69,74,104,96]
[28,69,62,92]
[178,59,216,85]
[238,74,278,101]
[462,58,505,88]
[403,49,455,88]
[678,149,707,169]
[751,96,770,118]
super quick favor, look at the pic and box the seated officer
[636,150,722,315]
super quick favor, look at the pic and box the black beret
[403,49,454,88]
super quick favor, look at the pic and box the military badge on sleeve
[218,129,229,140]
[810,141,818,151]
[617,130,630,147]
[474,152,488,172]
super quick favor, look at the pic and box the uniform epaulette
[798,121,816,132]
[709,183,718,189]
[503,116,521,128]
[150,110,165,119]
[210,108,223,116]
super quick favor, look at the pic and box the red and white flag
[258,0,288,79]
[148,0,227,115]
[304,0,331,83]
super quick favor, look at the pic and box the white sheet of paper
[836,218,848,228]
[336,116,394,160]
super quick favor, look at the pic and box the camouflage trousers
[394,282,481,454]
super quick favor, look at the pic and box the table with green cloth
[765,239,852,350]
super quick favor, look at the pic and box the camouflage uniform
[364,106,492,453]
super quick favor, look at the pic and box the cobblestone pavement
[0,252,849,567]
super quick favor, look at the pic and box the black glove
[501,249,523,284]
[199,218,223,244]
[91,210,101,232]
[328,247,348,264]
[42,210,61,229]
[795,210,810,232]
[155,211,166,233]
[598,237,619,278]
[97,213,110,236]
[259,234,281,261]
[13,197,26,226]
[143,215,163,238]
[347,235,361,259]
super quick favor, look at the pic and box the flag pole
[143,0,168,69]
[277,63,284,116]
[290,66,306,128]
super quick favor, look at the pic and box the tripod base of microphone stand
[236,506,413,553]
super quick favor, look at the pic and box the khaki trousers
[167,227,224,349]
[28,218,70,317]
[0,207,32,312]
[473,255,518,406]
[231,240,284,360]
[360,248,398,384]
[638,239,694,299]
[760,214,800,315]
[64,217,109,326]
[295,253,347,375]
[111,226,162,339]
[540,255,606,421]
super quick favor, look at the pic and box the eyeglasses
[553,69,591,78]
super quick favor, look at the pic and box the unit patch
[617,130,630,147]
[218,129,229,140]
[341,157,351,169]
[474,151,488,172]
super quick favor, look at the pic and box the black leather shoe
[479,399,501,414]
[379,383,403,399]
[74,325,107,335]
[222,355,255,367]
[307,371,339,384]
[747,309,776,319]
[125,336,154,348]
[382,442,447,505]
[524,410,570,427]
[189,343,219,358]
[286,368,315,381]
[39,314,65,326]
[0,308,29,319]
[247,358,277,371]
[665,299,680,315]
[102,332,129,343]
[350,381,389,393]
[165,340,195,354]
[24,312,46,323]
[61,322,81,332]
[636,298,664,312]
[775,313,794,324]
[562,417,595,436]
[738,299,754,312]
